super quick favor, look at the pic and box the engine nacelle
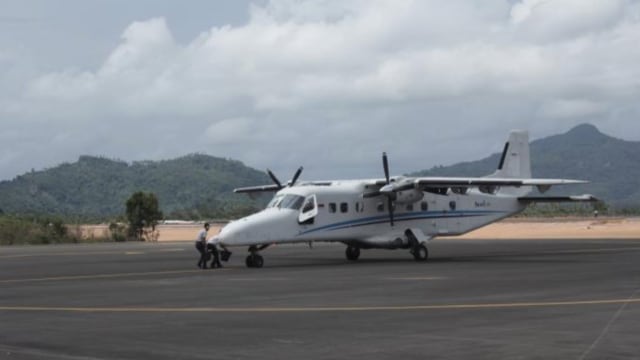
[394,189,424,204]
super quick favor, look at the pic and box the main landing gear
[406,229,429,262]
[345,245,360,261]
[344,243,429,262]
[410,244,429,262]
[245,245,268,268]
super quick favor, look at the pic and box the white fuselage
[216,180,527,249]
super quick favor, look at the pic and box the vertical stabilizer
[490,130,531,179]
[489,130,532,195]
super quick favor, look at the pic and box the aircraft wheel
[245,254,264,268]
[345,246,360,261]
[412,244,429,262]
[252,255,264,268]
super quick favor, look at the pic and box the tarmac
[1,238,640,359]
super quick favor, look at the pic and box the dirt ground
[78,217,640,242]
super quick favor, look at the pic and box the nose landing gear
[245,244,268,268]
[245,253,264,268]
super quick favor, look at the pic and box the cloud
[510,0,626,41]
[2,0,640,180]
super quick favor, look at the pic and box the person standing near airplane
[195,223,210,269]
[206,235,223,268]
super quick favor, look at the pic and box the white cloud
[1,0,640,180]
[510,0,626,41]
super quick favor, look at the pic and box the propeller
[290,166,303,187]
[267,166,304,189]
[381,152,395,227]
[267,169,283,189]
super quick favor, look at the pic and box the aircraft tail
[488,130,532,195]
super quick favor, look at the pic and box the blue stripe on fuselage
[298,210,506,235]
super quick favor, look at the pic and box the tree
[125,192,163,241]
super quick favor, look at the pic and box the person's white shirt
[196,229,208,244]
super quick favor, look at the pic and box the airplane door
[298,195,318,224]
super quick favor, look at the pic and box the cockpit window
[279,194,305,210]
[267,194,305,210]
[267,194,284,208]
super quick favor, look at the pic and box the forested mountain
[0,124,638,219]
[0,154,271,219]
[411,124,640,209]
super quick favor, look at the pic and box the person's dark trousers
[207,244,222,268]
[196,242,207,268]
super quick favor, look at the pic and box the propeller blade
[382,152,390,184]
[290,166,303,187]
[381,152,394,226]
[267,169,283,189]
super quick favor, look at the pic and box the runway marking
[225,277,288,282]
[0,298,638,313]
[384,277,445,281]
[0,269,223,284]
[2,245,639,260]
[540,246,640,255]
[0,248,187,259]
[579,288,640,360]
[125,251,144,255]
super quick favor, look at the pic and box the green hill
[411,124,640,209]
[0,124,638,219]
[0,154,271,220]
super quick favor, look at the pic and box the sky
[1,0,639,182]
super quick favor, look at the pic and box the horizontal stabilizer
[518,194,598,203]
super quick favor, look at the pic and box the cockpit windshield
[266,194,305,210]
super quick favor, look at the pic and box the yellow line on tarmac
[0,269,220,284]
[0,251,122,259]
[0,298,638,313]
[0,247,187,259]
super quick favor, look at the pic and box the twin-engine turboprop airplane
[212,131,595,268]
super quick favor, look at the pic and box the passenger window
[329,203,336,213]
[377,202,385,212]
[406,204,414,211]
[340,203,348,213]
[449,201,456,211]
[421,201,428,211]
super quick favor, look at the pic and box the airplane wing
[363,177,589,197]
[518,194,598,203]
[413,177,587,187]
[234,184,282,194]
[413,177,588,191]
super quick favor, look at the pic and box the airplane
[212,130,596,268]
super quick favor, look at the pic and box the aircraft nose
[216,223,244,247]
